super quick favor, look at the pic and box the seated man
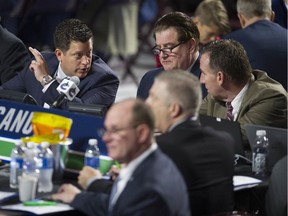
[223,0,287,89]
[52,99,190,216]
[0,22,31,84]
[137,12,206,100]
[146,70,235,216]
[199,39,287,151]
[0,19,119,109]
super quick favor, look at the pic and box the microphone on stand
[51,76,80,108]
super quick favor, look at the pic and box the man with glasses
[137,11,206,100]
[52,99,190,216]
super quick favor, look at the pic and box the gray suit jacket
[200,70,287,150]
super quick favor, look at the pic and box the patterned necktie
[226,102,234,121]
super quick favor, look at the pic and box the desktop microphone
[51,76,80,108]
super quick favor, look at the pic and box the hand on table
[51,183,81,204]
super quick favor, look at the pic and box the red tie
[226,102,233,121]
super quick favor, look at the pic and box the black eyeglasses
[152,41,184,55]
[97,125,138,137]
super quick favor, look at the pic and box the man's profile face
[56,39,93,78]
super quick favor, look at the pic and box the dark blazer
[1,52,119,109]
[200,70,287,150]
[137,57,207,100]
[0,25,31,84]
[223,20,287,89]
[156,119,235,216]
[71,148,191,216]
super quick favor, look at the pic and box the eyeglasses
[97,125,138,137]
[152,41,184,55]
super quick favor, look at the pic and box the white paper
[233,175,262,191]
[0,202,74,214]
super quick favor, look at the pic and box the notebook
[244,124,287,170]
[199,115,246,158]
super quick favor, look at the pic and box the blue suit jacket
[0,25,31,84]
[223,20,287,89]
[1,52,119,109]
[71,148,191,216]
[137,57,207,99]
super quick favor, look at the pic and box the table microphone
[51,76,80,108]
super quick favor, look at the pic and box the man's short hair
[237,0,272,19]
[201,39,252,85]
[154,12,200,50]
[155,70,202,117]
[54,18,93,52]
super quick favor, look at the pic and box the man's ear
[169,103,182,118]
[270,11,275,22]
[237,13,246,28]
[55,49,63,62]
[136,124,150,144]
[216,71,225,85]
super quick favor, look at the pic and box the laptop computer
[244,124,287,170]
[199,115,246,158]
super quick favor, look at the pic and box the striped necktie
[226,102,234,121]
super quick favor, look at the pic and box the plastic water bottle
[84,139,100,169]
[10,140,25,188]
[252,130,269,177]
[37,142,54,192]
[22,142,40,179]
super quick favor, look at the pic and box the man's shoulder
[142,67,165,79]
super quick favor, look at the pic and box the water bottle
[252,130,269,177]
[37,142,54,192]
[10,140,25,188]
[84,139,100,169]
[22,142,40,179]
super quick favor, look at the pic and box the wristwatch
[41,75,54,86]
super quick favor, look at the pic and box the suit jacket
[136,57,207,100]
[156,120,235,216]
[0,25,31,84]
[223,20,287,89]
[1,52,119,109]
[200,70,287,150]
[71,149,191,216]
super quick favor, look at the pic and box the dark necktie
[226,102,234,121]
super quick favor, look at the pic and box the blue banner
[0,99,107,155]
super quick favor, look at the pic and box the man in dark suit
[137,12,206,100]
[146,70,235,216]
[0,19,119,109]
[223,0,287,90]
[52,99,190,216]
[199,39,287,151]
[0,22,31,84]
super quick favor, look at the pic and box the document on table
[0,202,74,214]
[233,175,262,191]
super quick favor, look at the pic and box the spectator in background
[52,99,191,216]
[199,39,287,151]
[146,70,235,216]
[223,0,287,90]
[192,0,231,45]
[0,18,119,109]
[272,0,287,28]
[137,12,204,100]
[0,21,31,84]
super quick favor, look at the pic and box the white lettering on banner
[0,106,32,135]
